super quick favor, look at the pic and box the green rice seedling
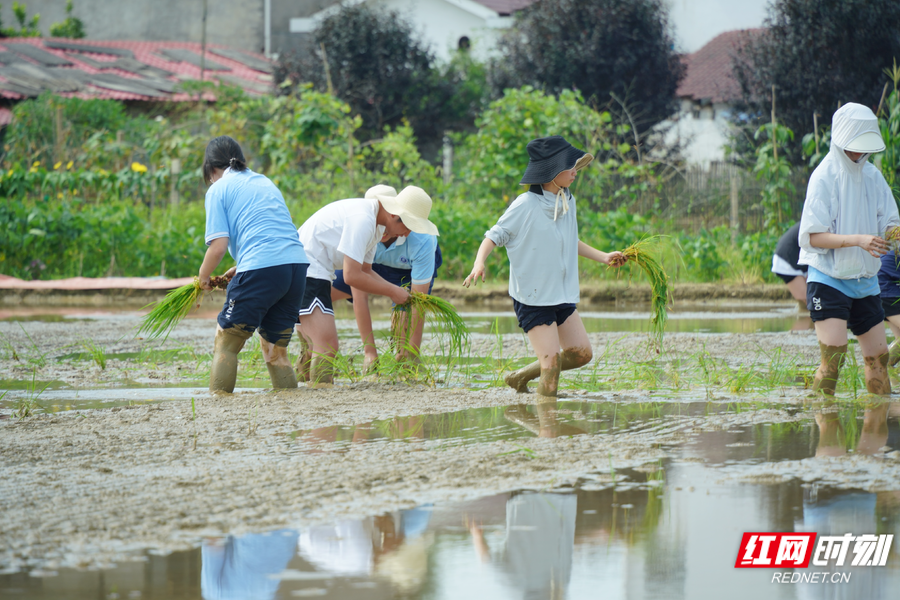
[191,397,196,421]
[13,369,48,419]
[725,364,759,394]
[17,323,49,368]
[393,292,470,360]
[498,444,537,459]
[620,236,672,352]
[136,274,231,341]
[0,332,19,361]
[80,337,107,370]
[839,350,864,399]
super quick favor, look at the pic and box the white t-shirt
[298,198,383,281]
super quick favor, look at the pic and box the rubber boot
[811,343,846,397]
[210,329,250,393]
[888,340,900,367]
[295,335,312,382]
[560,347,592,370]
[864,353,891,395]
[265,339,297,390]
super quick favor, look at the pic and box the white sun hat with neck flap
[375,185,440,236]
[833,103,885,153]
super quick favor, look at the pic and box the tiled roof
[0,38,273,102]
[472,0,538,15]
[676,29,761,104]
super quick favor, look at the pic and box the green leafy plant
[48,0,84,38]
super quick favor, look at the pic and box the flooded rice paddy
[1,300,898,599]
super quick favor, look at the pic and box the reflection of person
[799,103,900,396]
[201,530,299,600]
[198,136,310,393]
[331,186,442,369]
[463,136,625,397]
[468,492,577,600]
[771,222,808,309]
[878,250,900,365]
[503,398,587,438]
[812,401,895,457]
[295,186,439,384]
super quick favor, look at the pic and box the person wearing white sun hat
[296,185,439,385]
[330,186,443,371]
[799,102,900,396]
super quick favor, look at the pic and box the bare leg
[885,316,900,366]
[786,275,808,310]
[503,324,561,397]
[259,332,297,389]
[294,328,312,382]
[858,323,891,395]
[298,307,339,385]
[210,325,251,393]
[812,319,848,396]
[504,311,593,394]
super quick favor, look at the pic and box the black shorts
[807,281,884,336]
[883,297,900,319]
[297,277,334,317]
[776,272,804,285]
[512,300,577,333]
[217,263,307,345]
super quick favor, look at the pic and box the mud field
[2,298,899,599]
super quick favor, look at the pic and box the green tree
[49,0,85,39]
[733,0,900,161]
[490,0,684,146]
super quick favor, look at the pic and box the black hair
[202,135,247,184]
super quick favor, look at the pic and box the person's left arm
[877,176,900,241]
[198,237,229,290]
[577,240,626,267]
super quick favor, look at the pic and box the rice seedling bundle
[136,274,231,340]
[392,292,470,359]
[620,236,671,352]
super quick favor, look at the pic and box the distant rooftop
[0,38,273,102]
[472,0,538,16]
[676,29,761,104]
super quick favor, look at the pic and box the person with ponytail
[198,135,309,393]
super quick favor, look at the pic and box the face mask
[855,153,870,164]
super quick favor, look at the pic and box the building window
[458,36,470,51]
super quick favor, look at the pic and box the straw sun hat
[375,185,440,236]
[519,136,593,185]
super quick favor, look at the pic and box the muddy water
[3,402,898,600]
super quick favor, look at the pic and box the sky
[664,0,769,53]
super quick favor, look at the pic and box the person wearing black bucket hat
[463,135,626,397]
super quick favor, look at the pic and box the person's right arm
[343,256,409,304]
[808,233,888,257]
[463,238,496,287]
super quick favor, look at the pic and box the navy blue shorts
[776,272,804,285]
[883,297,900,319]
[807,282,884,336]
[332,264,436,304]
[217,263,308,346]
[298,277,334,317]
[512,300,577,333]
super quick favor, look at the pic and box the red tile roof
[0,38,273,102]
[676,29,761,104]
[472,0,538,15]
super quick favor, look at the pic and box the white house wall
[662,101,735,167]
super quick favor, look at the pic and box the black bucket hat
[519,136,594,185]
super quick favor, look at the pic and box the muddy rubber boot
[811,343,846,397]
[889,341,900,367]
[295,337,312,382]
[265,343,298,390]
[504,360,541,393]
[210,330,249,393]
[560,347,592,371]
[864,353,891,395]
[535,354,561,397]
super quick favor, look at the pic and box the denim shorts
[512,299,577,333]
[807,281,884,336]
[217,263,307,345]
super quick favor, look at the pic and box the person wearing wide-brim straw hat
[463,135,626,397]
[296,185,439,385]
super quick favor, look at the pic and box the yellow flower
[66,161,73,170]
[131,162,148,173]
[57,192,63,199]
[31,160,40,168]
[53,161,61,170]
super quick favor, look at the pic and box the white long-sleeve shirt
[485,188,581,305]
